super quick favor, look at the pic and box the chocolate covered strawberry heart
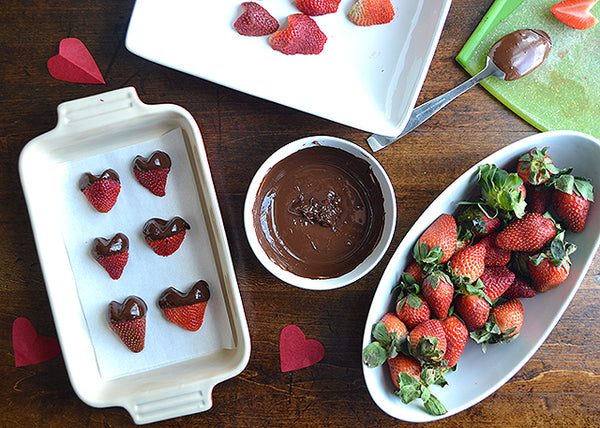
[133,150,171,197]
[79,169,120,212]
[143,216,191,256]
[107,296,147,353]
[158,280,211,331]
[91,233,129,280]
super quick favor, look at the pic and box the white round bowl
[244,136,397,290]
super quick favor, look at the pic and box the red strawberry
[517,147,559,185]
[107,296,147,353]
[551,174,594,233]
[449,243,486,284]
[405,260,425,284]
[471,299,524,351]
[476,164,527,218]
[502,276,537,299]
[143,217,191,256]
[269,14,327,55]
[387,354,421,388]
[528,232,576,292]
[551,0,599,30]
[158,281,210,331]
[80,169,120,213]
[417,214,457,264]
[422,271,454,319]
[396,294,430,330]
[454,293,490,331]
[526,185,553,213]
[133,150,171,197]
[480,233,511,266]
[480,266,515,302]
[378,312,408,341]
[473,212,501,238]
[234,2,279,36]
[440,316,468,367]
[295,0,341,16]
[363,313,408,367]
[92,233,129,280]
[495,212,556,252]
[348,0,395,26]
[408,319,447,363]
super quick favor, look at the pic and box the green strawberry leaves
[476,164,527,219]
[394,371,448,416]
[553,173,595,201]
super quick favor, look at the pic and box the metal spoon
[367,29,552,152]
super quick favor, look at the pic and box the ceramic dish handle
[127,384,213,424]
[55,86,146,130]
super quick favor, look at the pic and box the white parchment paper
[56,128,234,379]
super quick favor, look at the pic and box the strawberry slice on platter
[551,0,599,30]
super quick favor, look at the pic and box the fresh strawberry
[440,316,468,367]
[456,205,501,238]
[408,319,447,363]
[480,266,515,302]
[422,271,454,319]
[363,312,408,367]
[517,147,559,185]
[295,0,341,16]
[502,276,537,299]
[387,354,421,387]
[269,14,327,55]
[133,151,172,197]
[378,312,408,341]
[107,296,147,353]
[79,169,120,213]
[528,232,577,292]
[471,299,524,352]
[92,233,129,280]
[449,243,486,284]
[234,2,279,36]
[480,233,511,266]
[158,281,210,331]
[551,174,594,233]
[495,212,556,252]
[526,184,553,213]
[348,0,395,26]
[417,214,457,264]
[476,164,527,218]
[396,294,430,330]
[454,293,490,331]
[143,217,191,256]
[551,0,599,30]
[405,260,425,284]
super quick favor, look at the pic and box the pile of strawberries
[234,0,396,55]
[363,147,594,415]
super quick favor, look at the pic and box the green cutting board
[456,0,600,139]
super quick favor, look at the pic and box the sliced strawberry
[295,0,341,16]
[269,14,327,55]
[348,0,395,26]
[162,302,207,331]
[159,281,210,331]
[107,296,147,353]
[92,233,129,280]
[234,2,279,36]
[551,0,599,30]
[80,169,121,213]
[146,231,188,256]
[134,168,169,197]
[95,252,129,280]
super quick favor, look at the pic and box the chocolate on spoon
[367,29,552,152]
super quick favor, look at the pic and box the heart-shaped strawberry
[92,233,129,280]
[269,14,327,55]
[12,317,61,367]
[79,169,121,213]
[133,151,172,197]
[234,2,279,36]
[47,38,105,84]
[280,324,325,372]
[107,296,147,353]
[143,216,191,256]
[158,280,211,331]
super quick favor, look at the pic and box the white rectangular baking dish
[19,87,251,424]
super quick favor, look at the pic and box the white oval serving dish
[362,130,600,422]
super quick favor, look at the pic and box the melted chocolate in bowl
[253,145,385,279]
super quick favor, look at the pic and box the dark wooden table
[2,1,599,426]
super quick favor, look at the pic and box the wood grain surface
[1,1,599,426]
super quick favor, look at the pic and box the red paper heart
[47,38,105,84]
[12,317,61,367]
[280,325,324,372]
